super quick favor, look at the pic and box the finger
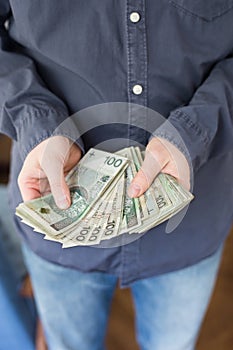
[128,150,164,198]
[50,177,71,210]
[161,150,191,191]
[162,164,190,191]
[36,319,48,350]
[18,174,41,202]
[42,159,71,209]
[19,185,41,202]
[37,178,51,197]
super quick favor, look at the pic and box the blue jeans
[0,186,36,350]
[23,243,223,350]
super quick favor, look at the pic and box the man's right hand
[18,136,82,209]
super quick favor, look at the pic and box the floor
[106,227,233,350]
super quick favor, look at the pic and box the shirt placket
[120,0,148,286]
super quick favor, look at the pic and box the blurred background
[0,135,11,183]
[0,134,232,350]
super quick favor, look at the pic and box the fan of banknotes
[16,147,194,248]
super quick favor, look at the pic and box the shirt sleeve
[0,0,83,161]
[153,56,233,173]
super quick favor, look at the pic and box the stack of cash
[16,147,194,248]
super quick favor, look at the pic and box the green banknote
[16,146,194,247]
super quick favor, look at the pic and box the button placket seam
[121,0,148,286]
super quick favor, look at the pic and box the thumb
[128,150,163,198]
[42,159,71,210]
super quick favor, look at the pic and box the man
[0,1,233,349]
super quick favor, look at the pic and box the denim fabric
[23,242,223,350]
[0,1,232,284]
[0,186,36,350]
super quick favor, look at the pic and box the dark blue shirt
[0,0,233,286]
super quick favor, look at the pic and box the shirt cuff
[152,109,209,174]
[16,104,84,161]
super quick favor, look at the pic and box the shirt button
[132,84,143,95]
[130,12,141,23]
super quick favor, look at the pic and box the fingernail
[128,183,141,198]
[57,196,69,209]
